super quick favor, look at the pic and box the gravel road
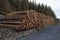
[24,24,60,40]
[0,24,60,40]
[0,27,39,40]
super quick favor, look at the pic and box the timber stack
[0,10,54,31]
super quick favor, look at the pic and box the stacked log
[0,10,54,30]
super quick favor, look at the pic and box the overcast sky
[30,0,60,19]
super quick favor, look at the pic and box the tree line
[0,0,56,19]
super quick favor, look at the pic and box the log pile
[0,10,54,31]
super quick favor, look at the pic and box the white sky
[29,0,60,19]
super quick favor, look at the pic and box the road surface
[24,24,60,40]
